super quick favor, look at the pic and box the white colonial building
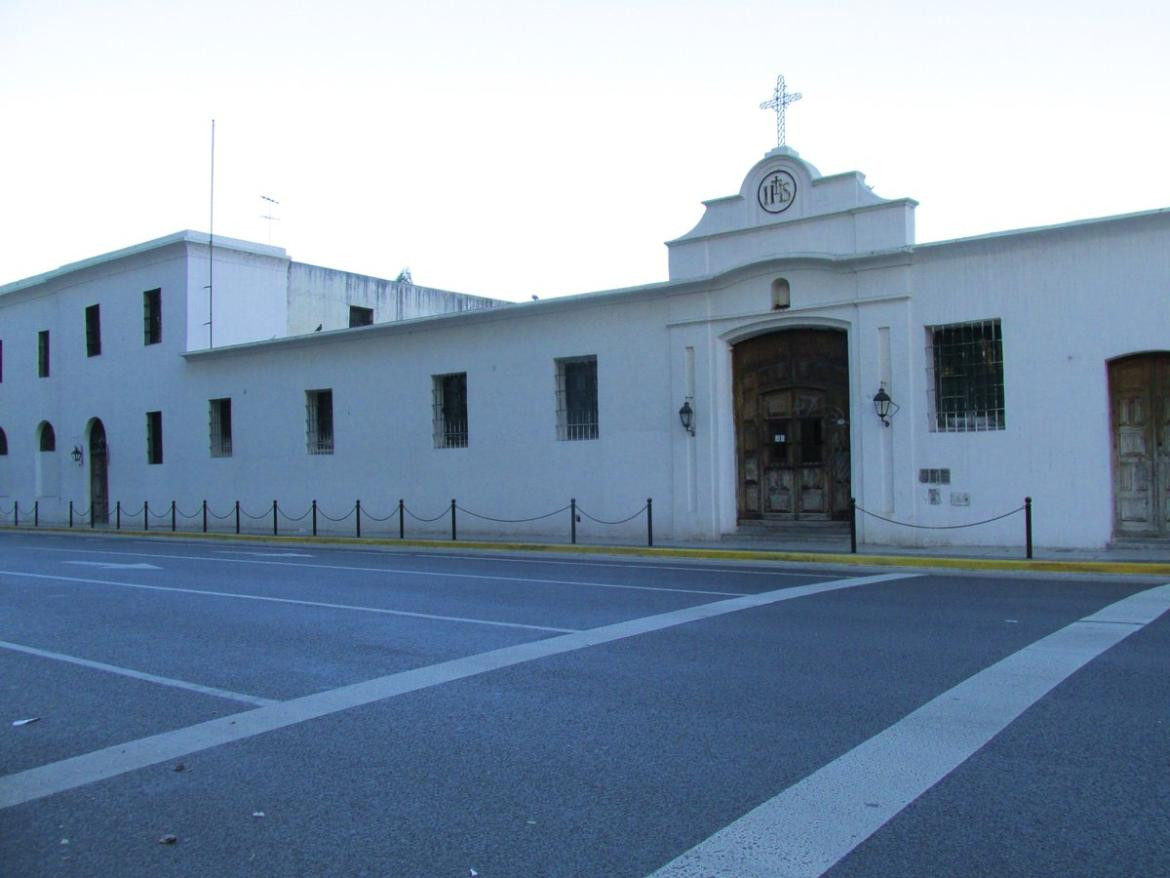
[1,144,1167,550]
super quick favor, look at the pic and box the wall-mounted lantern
[873,385,899,427]
[71,445,84,465]
[678,398,695,436]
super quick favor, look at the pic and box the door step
[728,520,851,546]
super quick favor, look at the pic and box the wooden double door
[734,329,850,521]
[1111,354,1170,537]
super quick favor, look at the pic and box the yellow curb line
[4,525,1169,575]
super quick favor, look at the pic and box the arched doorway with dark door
[733,328,851,521]
[88,418,110,525]
[1110,353,1170,538]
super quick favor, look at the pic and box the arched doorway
[1110,353,1170,537]
[35,421,58,498]
[88,419,109,525]
[734,328,850,521]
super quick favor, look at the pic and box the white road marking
[0,572,916,809]
[0,640,277,707]
[16,547,749,597]
[412,553,837,579]
[212,551,315,558]
[648,582,1170,878]
[0,571,578,634]
[62,561,162,570]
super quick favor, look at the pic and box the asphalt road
[0,531,1167,877]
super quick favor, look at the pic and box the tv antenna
[260,195,280,244]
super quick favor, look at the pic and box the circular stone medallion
[757,169,797,214]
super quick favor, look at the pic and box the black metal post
[235,500,240,535]
[171,500,177,532]
[849,497,857,554]
[116,501,121,530]
[34,500,39,527]
[144,501,148,531]
[355,500,362,538]
[1025,496,1033,560]
[273,500,278,536]
[202,500,208,533]
[398,499,405,539]
[312,500,318,537]
[646,497,653,547]
[570,498,577,544]
[451,498,457,541]
[69,501,74,528]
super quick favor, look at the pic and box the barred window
[143,289,162,345]
[432,373,468,448]
[555,356,598,441]
[927,319,1005,432]
[210,398,232,457]
[85,305,101,357]
[306,389,334,454]
[38,330,50,377]
[146,411,163,464]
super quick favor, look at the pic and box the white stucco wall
[4,168,1169,551]
[286,264,505,335]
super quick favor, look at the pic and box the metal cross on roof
[760,75,802,148]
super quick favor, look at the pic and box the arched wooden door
[89,419,109,525]
[1111,354,1170,537]
[734,329,850,521]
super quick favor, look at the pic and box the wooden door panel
[1111,354,1170,536]
[765,468,793,513]
[734,330,850,521]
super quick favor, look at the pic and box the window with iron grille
[85,304,101,357]
[210,398,233,457]
[146,411,163,464]
[38,330,50,377]
[349,306,374,327]
[306,389,334,454]
[143,289,162,345]
[555,356,598,441]
[432,373,468,448]
[926,319,1005,432]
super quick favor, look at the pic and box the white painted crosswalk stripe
[648,582,1170,878]
[0,571,916,809]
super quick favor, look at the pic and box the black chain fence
[849,496,1033,558]
[0,496,657,546]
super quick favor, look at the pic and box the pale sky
[2,0,1167,301]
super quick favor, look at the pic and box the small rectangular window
[306,389,334,454]
[38,330,50,377]
[432,372,468,448]
[349,306,374,327]
[143,289,162,345]
[555,356,598,441]
[146,411,163,464]
[210,398,233,457]
[85,304,102,357]
[926,319,1005,432]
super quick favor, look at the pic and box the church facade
[1,145,1168,550]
